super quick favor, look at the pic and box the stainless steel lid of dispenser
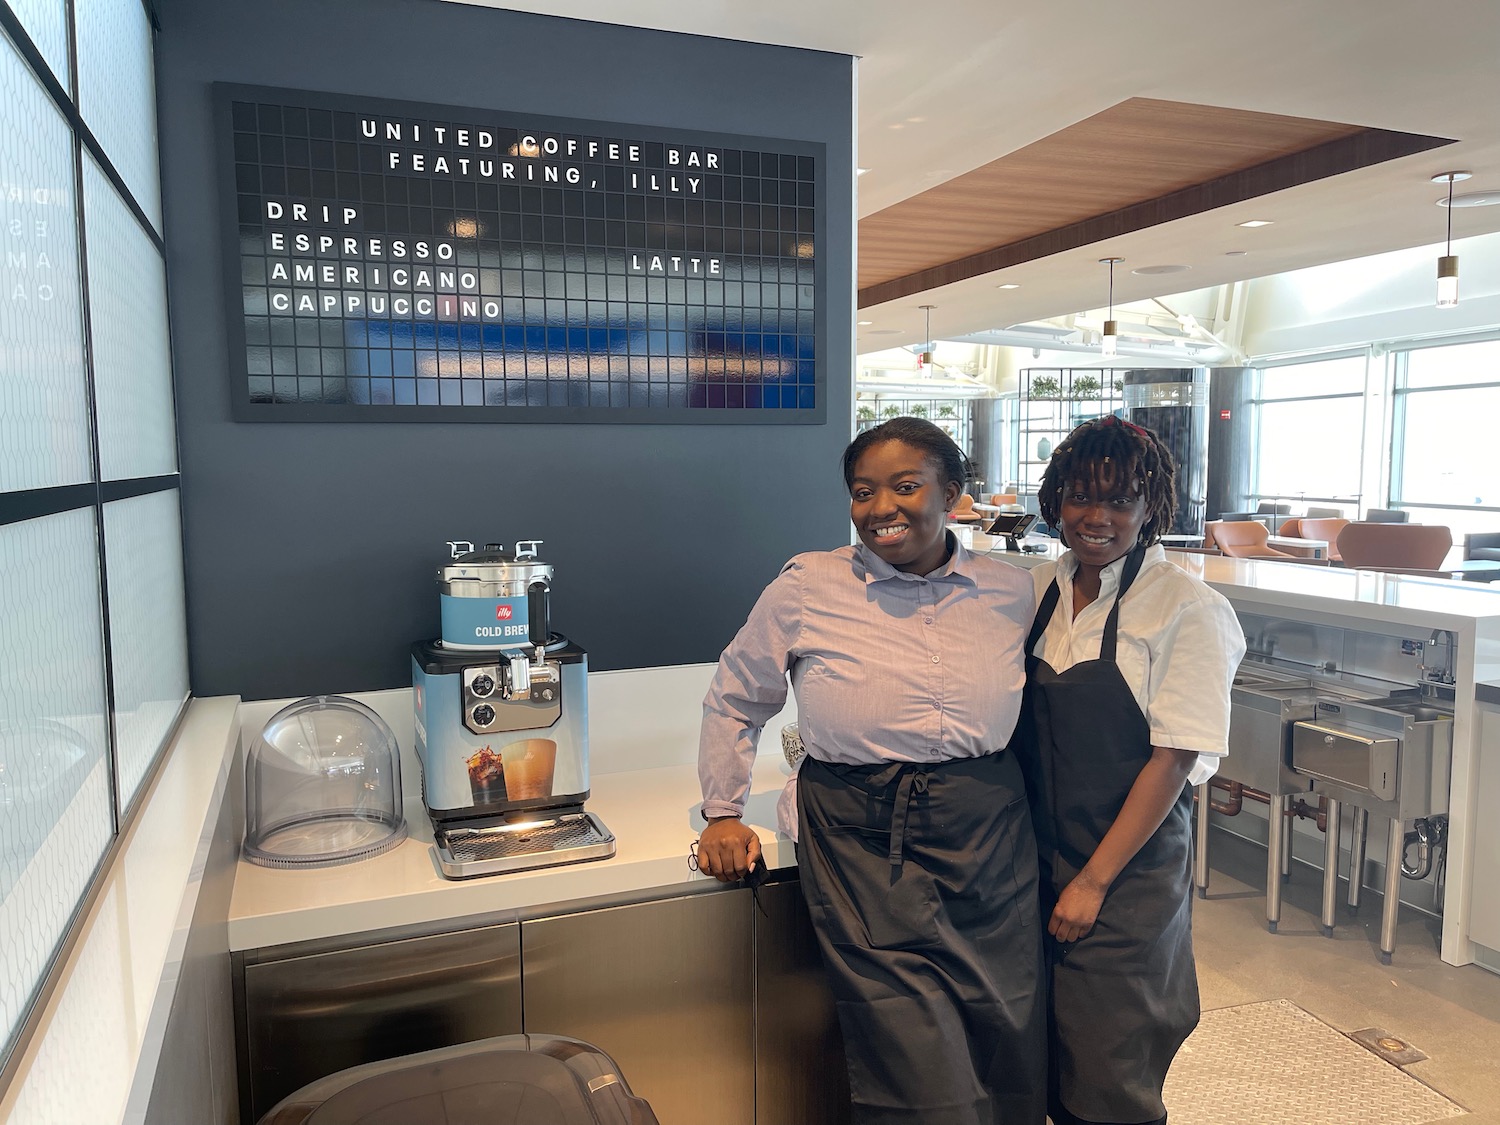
[244,695,407,868]
[439,541,553,597]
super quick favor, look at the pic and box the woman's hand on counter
[697,816,762,882]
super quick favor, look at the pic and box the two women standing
[697,415,1241,1124]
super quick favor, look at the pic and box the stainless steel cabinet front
[1292,721,1399,801]
[239,922,522,1123]
[522,889,755,1125]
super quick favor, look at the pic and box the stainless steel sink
[1381,702,1449,722]
[1289,693,1454,962]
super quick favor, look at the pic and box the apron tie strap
[889,769,930,867]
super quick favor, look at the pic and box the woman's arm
[696,562,803,882]
[1048,744,1196,942]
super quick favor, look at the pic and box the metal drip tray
[435,811,616,879]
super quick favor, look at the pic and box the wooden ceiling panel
[856,97,1448,304]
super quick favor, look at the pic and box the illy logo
[496,605,514,621]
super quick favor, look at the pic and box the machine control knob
[472,704,496,726]
[540,687,555,702]
[470,673,495,697]
[1324,734,1335,744]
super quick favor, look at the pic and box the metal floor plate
[1163,999,1466,1125]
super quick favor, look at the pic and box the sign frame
[214,83,827,424]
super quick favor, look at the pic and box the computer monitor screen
[982,512,1038,541]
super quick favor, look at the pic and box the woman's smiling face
[1059,465,1147,573]
[849,439,960,575]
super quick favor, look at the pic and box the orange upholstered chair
[1336,523,1453,571]
[950,494,984,524]
[1299,518,1351,563]
[1278,517,1304,539]
[1208,519,1294,559]
[989,493,1020,507]
[1207,520,1331,564]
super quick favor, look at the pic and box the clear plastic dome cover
[244,695,407,868]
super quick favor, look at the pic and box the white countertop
[959,527,1500,631]
[228,753,795,952]
[228,667,797,952]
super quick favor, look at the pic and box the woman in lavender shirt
[696,418,1046,1124]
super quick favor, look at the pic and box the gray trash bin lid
[257,1034,659,1125]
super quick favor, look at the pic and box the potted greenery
[856,404,876,422]
[1030,375,1061,399]
[909,403,929,419]
[1071,374,1102,399]
[881,404,902,419]
[937,403,956,419]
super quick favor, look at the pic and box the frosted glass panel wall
[0,30,90,492]
[84,155,179,481]
[74,0,160,231]
[1,0,185,1072]
[0,511,113,1052]
[4,0,67,86]
[103,492,189,807]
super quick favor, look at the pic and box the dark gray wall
[156,0,854,700]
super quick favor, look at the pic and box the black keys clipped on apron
[1013,546,1198,1125]
[797,751,1047,1125]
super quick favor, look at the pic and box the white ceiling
[457,1,1500,350]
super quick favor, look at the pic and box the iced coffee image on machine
[466,745,507,803]
[500,738,557,801]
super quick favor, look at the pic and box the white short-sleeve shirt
[1029,544,1245,786]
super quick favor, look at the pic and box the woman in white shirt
[1013,415,1243,1125]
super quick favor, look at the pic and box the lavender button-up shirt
[699,538,1035,836]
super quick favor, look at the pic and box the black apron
[797,750,1047,1125]
[1013,548,1197,1125]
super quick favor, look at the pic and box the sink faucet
[1422,629,1457,686]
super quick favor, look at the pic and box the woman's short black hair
[1037,415,1177,544]
[841,416,972,491]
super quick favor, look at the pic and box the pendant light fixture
[1433,171,1471,308]
[1099,257,1123,358]
[918,304,936,368]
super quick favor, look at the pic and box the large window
[0,1,187,1080]
[1252,355,1368,508]
[1392,339,1500,538]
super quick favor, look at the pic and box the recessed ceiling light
[1131,264,1191,276]
[856,167,870,176]
[997,283,1021,290]
[866,329,901,335]
[1225,250,1249,256]
[1440,190,1500,208]
[857,320,873,326]
[1237,219,1273,228]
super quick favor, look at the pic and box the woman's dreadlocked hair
[1037,415,1177,546]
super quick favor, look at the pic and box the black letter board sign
[215,84,826,423]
